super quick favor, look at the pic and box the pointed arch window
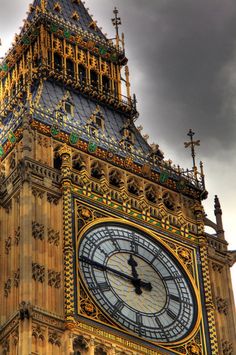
[78,64,86,84]
[54,52,62,71]
[102,75,110,95]
[66,58,74,77]
[90,70,99,89]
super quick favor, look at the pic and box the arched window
[90,70,98,89]
[114,81,118,98]
[66,58,74,77]
[78,65,86,84]
[54,52,62,71]
[102,76,110,94]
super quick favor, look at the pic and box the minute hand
[80,256,152,291]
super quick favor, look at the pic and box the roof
[29,0,106,40]
[33,80,153,161]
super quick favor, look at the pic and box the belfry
[0,1,235,354]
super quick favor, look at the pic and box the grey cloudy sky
[0,0,235,298]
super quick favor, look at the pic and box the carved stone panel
[14,269,20,287]
[5,236,11,254]
[222,340,233,355]
[4,279,11,297]
[216,297,228,315]
[48,228,60,246]
[32,263,45,283]
[48,331,61,346]
[32,221,45,240]
[48,270,61,288]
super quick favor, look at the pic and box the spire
[214,195,225,240]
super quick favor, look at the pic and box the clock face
[78,222,198,343]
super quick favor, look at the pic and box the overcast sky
[0,0,235,300]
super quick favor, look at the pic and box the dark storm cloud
[87,0,236,157]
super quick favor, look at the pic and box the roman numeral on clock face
[166,309,178,320]
[112,300,124,315]
[169,294,181,302]
[98,282,110,292]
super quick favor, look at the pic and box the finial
[184,129,200,177]
[111,7,122,48]
[214,195,222,216]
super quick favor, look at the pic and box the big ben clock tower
[0,1,235,354]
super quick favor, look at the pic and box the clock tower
[0,1,235,354]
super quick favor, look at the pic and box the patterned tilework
[200,242,219,354]
[35,80,152,163]
[29,0,106,39]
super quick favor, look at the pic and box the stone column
[59,145,74,322]
[88,338,95,355]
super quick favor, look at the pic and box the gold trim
[76,217,202,348]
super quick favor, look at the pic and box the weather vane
[111,7,122,39]
[184,129,200,176]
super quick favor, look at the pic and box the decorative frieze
[222,340,233,355]
[32,263,45,283]
[48,228,60,246]
[48,270,61,288]
[32,221,45,240]
[216,297,228,315]
[48,331,61,346]
[4,279,11,297]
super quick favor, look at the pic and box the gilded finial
[111,7,122,48]
[184,129,200,177]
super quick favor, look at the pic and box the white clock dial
[78,223,197,343]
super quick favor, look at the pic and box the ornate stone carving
[47,193,60,205]
[1,338,9,353]
[216,297,228,315]
[48,331,61,346]
[19,301,32,320]
[4,200,12,213]
[4,279,11,297]
[32,187,45,199]
[177,247,192,265]
[5,236,12,254]
[186,342,202,355]
[14,226,21,245]
[32,325,45,340]
[32,263,45,282]
[32,221,45,240]
[12,329,19,346]
[73,335,89,351]
[222,340,233,355]
[48,228,60,246]
[212,262,223,273]
[48,270,61,288]
[14,268,20,287]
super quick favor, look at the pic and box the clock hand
[128,254,139,278]
[80,256,152,292]
[128,254,142,295]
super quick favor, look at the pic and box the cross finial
[111,7,122,39]
[184,129,200,176]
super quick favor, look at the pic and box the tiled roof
[30,0,106,39]
[34,80,152,161]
